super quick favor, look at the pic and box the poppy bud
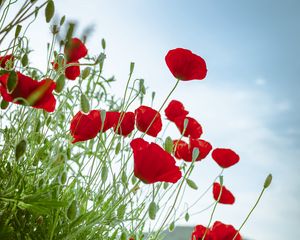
[67,200,77,220]
[21,53,28,67]
[185,212,189,222]
[1,100,9,109]
[45,0,55,23]
[148,201,157,220]
[15,139,27,160]
[101,38,106,50]
[115,142,121,155]
[164,136,173,154]
[80,94,90,113]
[192,147,199,162]
[101,165,108,183]
[81,67,91,79]
[169,221,175,232]
[55,74,65,93]
[117,204,126,220]
[186,179,198,190]
[130,62,135,76]
[120,232,127,240]
[7,71,18,93]
[60,15,66,26]
[264,174,272,188]
[15,25,22,38]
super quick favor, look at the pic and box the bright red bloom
[64,38,88,62]
[173,116,202,138]
[165,100,189,122]
[211,221,242,240]
[65,61,80,80]
[173,139,189,160]
[0,54,14,68]
[165,48,207,81]
[113,112,135,136]
[191,225,213,240]
[99,111,120,132]
[135,105,162,137]
[213,182,235,204]
[0,72,56,112]
[211,148,239,168]
[70,110,101,143]
[173,138,212,162]
[130,138,182,184]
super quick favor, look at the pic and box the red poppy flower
[64,38,88,62]
[0,54,14,68]
[173,138,212,162]
[135,105,162,137]
[191,225,213,240]
[65,61,80,80]
[130,138,182,184]
[165,48,207,81]
[0,72,56,112]
[213,182,235,204]
[99,111,120,132]
[113,112,135,136]
[211,221,242,240]
[70,110,102,143]
[173,139,189,160]
[211,148,239,168]
[165,100,189,122]
[173,116,202,139]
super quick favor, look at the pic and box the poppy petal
[211,148,240,168]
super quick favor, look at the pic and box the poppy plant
[173,138,212,162]
[173,116,203,139]
[130,138,182,184]
[165,99,189,122]
[113,111,135,137]
[64,38,88,62]
[0,54,14,68]
[135,105,162,137]
[0,71,56,112]
[165,48,207,81]
[212,148,240,168]
[211,221,242,240]
[191,225,213,240]
[70,110,102,143]
[213,182,235,204]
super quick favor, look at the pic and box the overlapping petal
[174,116,203,139]
[165,99,189,122]
[130,138,182,184]
[213,182,235,204]
[135,105,162,137]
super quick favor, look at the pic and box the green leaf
[45,0,55,23]
[186,179,198,190]
[115,142,121,155]
[101,165,108,183]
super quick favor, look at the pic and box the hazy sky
[22,0,300,239]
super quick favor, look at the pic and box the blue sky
[24,0,300,239]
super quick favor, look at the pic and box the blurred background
[24,0,299,239]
